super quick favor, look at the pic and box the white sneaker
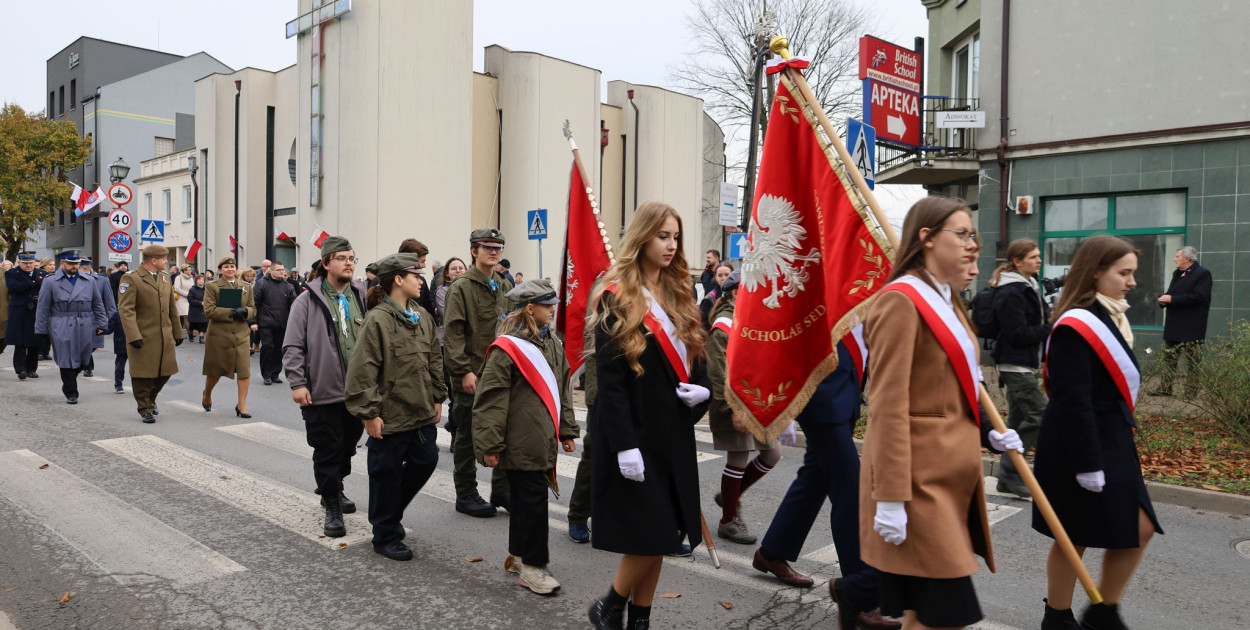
[517,564,561,596]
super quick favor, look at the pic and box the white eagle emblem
[741,194,821,309]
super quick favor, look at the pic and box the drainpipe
[628,90,639,217]
[234,80,241,263]
[997,0,1012,254]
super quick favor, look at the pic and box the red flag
[276,231,293,241]
[555,161,612,375]
[185,239,203,261]
[309,225,330,249]
[70,185,104,216]
[229,234,237,254]
[726,74,893,442]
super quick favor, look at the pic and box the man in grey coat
[35,251,107,404]
[77,256,116,378]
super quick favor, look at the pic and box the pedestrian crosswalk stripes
[92,434,374,548]
[0,448,246,586]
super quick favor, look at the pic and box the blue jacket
[35,269,107,369]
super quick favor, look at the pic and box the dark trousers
[998,371,1045,478]
[760,418,880,614]
[1162,340,1203,395]
[302,401,365,497]
[258,326,286,380]
[506,469,551,566]
[451,391,509,500]
[568,426,593,524]
[114,355,128,388]
[60,367,82,397]
[367,424,438,546]
[130,375,171,415]
[12,345,38,374]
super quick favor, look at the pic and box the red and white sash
[487,335,561,439]
[710,316,733,337]
[879,275,981,422]
[1046,308,1140,412]
[604,284,691,383]
[843,323,867,386]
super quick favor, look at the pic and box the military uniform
[118,247,184,420]
[0,267,9,353]
[6,253,49,378]
[442,227,514,515]
[202,275,257,379]
[344,253,446,560]
[35,252,108,403]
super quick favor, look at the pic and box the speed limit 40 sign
[108,208,132,231]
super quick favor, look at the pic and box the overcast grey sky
[3,0,930,217]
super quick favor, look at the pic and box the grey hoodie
[281,277,367,405]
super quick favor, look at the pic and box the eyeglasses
[938,228,980,245]
[478,244,504,254]
[331,255,358,264]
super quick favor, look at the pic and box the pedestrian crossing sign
[140,220,165,242]
[527,209,547,241]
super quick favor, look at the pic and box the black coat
[254,276,297,329]
[1160,263,1212,342]
[5,267,47,346]
[187,285,207,325]
[991,279,1051,368]
[590,297,710,555]
[1032,302,1161,549]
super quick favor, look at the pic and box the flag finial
[770,36,791,60]
[562,119,572,140]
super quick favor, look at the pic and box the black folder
[217,288,243,309]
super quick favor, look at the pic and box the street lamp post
[188,156,199,271]
[90,157,130,267]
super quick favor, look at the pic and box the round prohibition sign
[108,208,132,230]
[108,183,133,206]
[108,230,133,253]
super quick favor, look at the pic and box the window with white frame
[182,185,192,221]
[952,32,980,102]
[144,193,152,219]
[162,189,171,222]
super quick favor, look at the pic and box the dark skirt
[878,571,982,628]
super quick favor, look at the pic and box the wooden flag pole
[770,35,1103,606]
[562,120,614,265]
[699,510,721,569]
[770,37,899,249]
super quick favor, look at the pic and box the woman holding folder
[202,256,257,417]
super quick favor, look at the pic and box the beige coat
[859,279,994,579]
[117,269,183,378]
[202,277,256,378]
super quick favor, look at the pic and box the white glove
[988,428,1024,453]
[1076,470,1105,493]
[675,383,710,407]
[778,422,798,447]
[873,501,908,546]
[617,448,645,482]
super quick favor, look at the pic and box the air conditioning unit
[1015,196,1034,215]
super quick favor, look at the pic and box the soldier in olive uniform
[202,256,258,417]
[443,227,514,517]
[345,253,445,561]
[118,245,184,423]
[473,279,580,596]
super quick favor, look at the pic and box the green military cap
[469,227,505,245]
[217,256,237,269]
[373,253,424,279]
[506,279,559,305]
[365,261,379,276]
[142,244,169,259]
[320,235,352,258]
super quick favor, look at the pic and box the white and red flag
[228,234,237,254]
[726,61,894,442]
[556,128,613,376]
[185,239,203,262]
[70,184,105,216]
[309,225,330,249]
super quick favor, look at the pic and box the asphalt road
[0,341,1247,629]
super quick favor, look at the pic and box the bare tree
[671,0,876,175]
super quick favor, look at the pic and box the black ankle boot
[588,588,627,630]
[1081,602,1128,630]
[323,494,346,538]
[1041,598,1083,630]
[626,603,651,630]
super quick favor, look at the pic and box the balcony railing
[877,97,981,178]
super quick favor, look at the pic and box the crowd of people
[1,191,1208,630]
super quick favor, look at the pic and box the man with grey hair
[1154,246,1212,397]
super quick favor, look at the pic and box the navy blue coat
[1160,263,1212,343]
[991,279,1051,368]
[5,267,47,346]
[1032,302,1162,549]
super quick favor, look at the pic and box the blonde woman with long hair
[586,201,710,630]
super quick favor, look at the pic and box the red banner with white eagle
[726,72,893,442]
[556,160,612,375]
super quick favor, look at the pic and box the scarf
[1094,292,1133,348]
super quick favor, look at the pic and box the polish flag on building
[309,225,330,249]
[185,239,203,261]
[725,64,894,443]
[229,234,237,254]
[555,159,613,376]
[276,231,293,241]
[70,184,105,217]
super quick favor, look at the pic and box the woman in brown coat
[860,197,1022,629]
[202,257,257,417]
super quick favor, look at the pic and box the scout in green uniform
[117,245,184,423]
[345,253,446,561]
[442,227,514,517]
[202,257,258,417]
[473,280,580,596]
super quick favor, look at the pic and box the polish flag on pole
[276,231,293,241]
[556,122,614,376]
[309,225,331,249]
[228,234,237,254]
[70,184,105,216]
[185,238,203,261]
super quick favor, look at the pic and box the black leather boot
[1081,602,1129,630]
[588,588,626,630]
[1041,598,1083,630]
[626,603,651,630]
[323,494,346,538]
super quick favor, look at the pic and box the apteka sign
[859,35,922,94]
